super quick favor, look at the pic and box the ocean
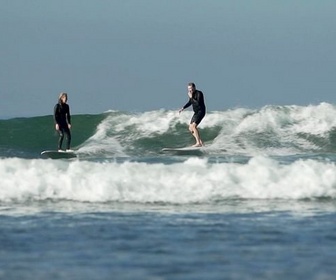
[1,103,336,279]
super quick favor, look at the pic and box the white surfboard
[41,150,77,159]
[161,146,205,155]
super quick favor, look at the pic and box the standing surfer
[54,92,72,151]
[179,82,206,147]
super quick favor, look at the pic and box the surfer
[54,92,72,151]
[179,82,206,147]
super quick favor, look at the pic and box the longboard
[41,150,77,159]
[161,146,205,155]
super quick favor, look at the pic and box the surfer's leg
[189,114,198,145]
[189,122,202,147]
[64,128,71,150]
[195,127,203,146]
[189,112,205,146]
[58,129,64,150]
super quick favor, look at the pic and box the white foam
[76,115,126,156]
[209,103,336,155]
[289,103,336,135]
[77,105,336,156]
[113,110,179,135]
[0,157,335,203]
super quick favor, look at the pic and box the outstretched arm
[179,99,192,113]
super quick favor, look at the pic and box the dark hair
[188,82,196,89]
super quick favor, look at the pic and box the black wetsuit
[54,102,71,150]
[182,90,206,125]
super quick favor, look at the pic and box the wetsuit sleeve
[54,104,60,124]
[66,104,71,125]
[182,91,205,111]
[182,99,192,110]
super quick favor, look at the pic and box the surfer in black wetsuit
[179,82,206,147]
[54,92,72,151]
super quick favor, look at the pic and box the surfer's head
[188,82,196,93]
[58,92,68,103]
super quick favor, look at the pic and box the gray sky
[1,0,335,118]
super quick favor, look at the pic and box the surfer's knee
[190,122,197,129]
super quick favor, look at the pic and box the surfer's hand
[179,108,183,114]
[55,124,59,131]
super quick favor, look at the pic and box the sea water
[1,104,336,279]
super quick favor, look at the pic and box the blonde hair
[58,92,68,102]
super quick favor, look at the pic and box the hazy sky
[1,0,335,118]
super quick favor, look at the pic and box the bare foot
[192,143,202,147]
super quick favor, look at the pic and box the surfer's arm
[66,104,71,126]
[54,104,60,130]
[180,99,192,112]
[53,104,59,123]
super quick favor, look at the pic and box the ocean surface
[1,103,336,279]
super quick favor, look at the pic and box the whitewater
[1,103,336,279]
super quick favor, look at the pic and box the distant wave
[1,103,336,158]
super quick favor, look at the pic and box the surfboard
[161,146,205,155]
[41,150,77,159]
